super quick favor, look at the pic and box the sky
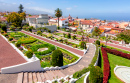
[0,0,130,21]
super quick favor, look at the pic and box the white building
[49,18,68,28]
[26,14,57,32]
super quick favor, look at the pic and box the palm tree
[55,8,62,27]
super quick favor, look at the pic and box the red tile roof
[0,17,7,21]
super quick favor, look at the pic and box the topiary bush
[96,40,100,45]
[8,37,13,41]
[89,66,103,83]
[15,42,21,47]
[79,41,86,49]
[25,50,33,58]
[52,49,63,67]
[37,30,42,35]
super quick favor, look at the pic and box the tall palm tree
[55,8,62,27]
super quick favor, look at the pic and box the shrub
[73,67,90,78]
[52,49,63,67]
[1,30,4,34]
[96,40,100,45]
[10,25,15,31]
[89,66,103,83]
[100,43,105,47]
[72,45,77,48]
[65,34,68,38]
[25,50,33,58]
[15,42,21,47]
[57,26,60,30]
[37,30,42,35]
[48,29,51,33]
[64,39,68,43]
[79,41,86,49]
[1,24,7,32]
[8,37,13,41]
[47,33,52,38]
[72,35,76,40]
[58,37,63,41]
[4,33,8,37]
[67,33,71,38]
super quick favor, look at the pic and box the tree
[7,12,26,28]
[116,30,130,44]
[52,49,63,66]
[92,27,101,37]
[79,41,86,49]
[1,24,7,32]
[18,4,24,13]
[89,66,103,83]
[55,8,62,27]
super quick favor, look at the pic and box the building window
[65,21,68,23]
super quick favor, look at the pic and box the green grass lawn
[75,75,85,83]
[99,48,130,83]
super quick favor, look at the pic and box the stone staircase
[17,70,65,83]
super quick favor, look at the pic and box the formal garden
[1,31,79,68]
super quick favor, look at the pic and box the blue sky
[0,0,130,21]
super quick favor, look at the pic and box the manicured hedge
[101,47,110,83]
[89,66,103,83]
[103,48,130,59]
[18,37,37,44]
[30,44,55,55]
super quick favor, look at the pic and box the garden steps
[17,70,66,83]
[23,72,28,83]
[28,73,33,83]
[17,72,23,83]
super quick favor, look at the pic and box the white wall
[1,60,41,74]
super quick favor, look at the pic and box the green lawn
[99,48,130,83]
[75,75,85,83]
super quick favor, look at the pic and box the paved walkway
[21,30,84,56]
[57,30,130,51]
[0,35,26,70]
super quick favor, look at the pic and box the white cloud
[28,7,54,14]
[66,7,72,10]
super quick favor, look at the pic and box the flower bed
[103,48,130,59]
[101,47,110,83]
